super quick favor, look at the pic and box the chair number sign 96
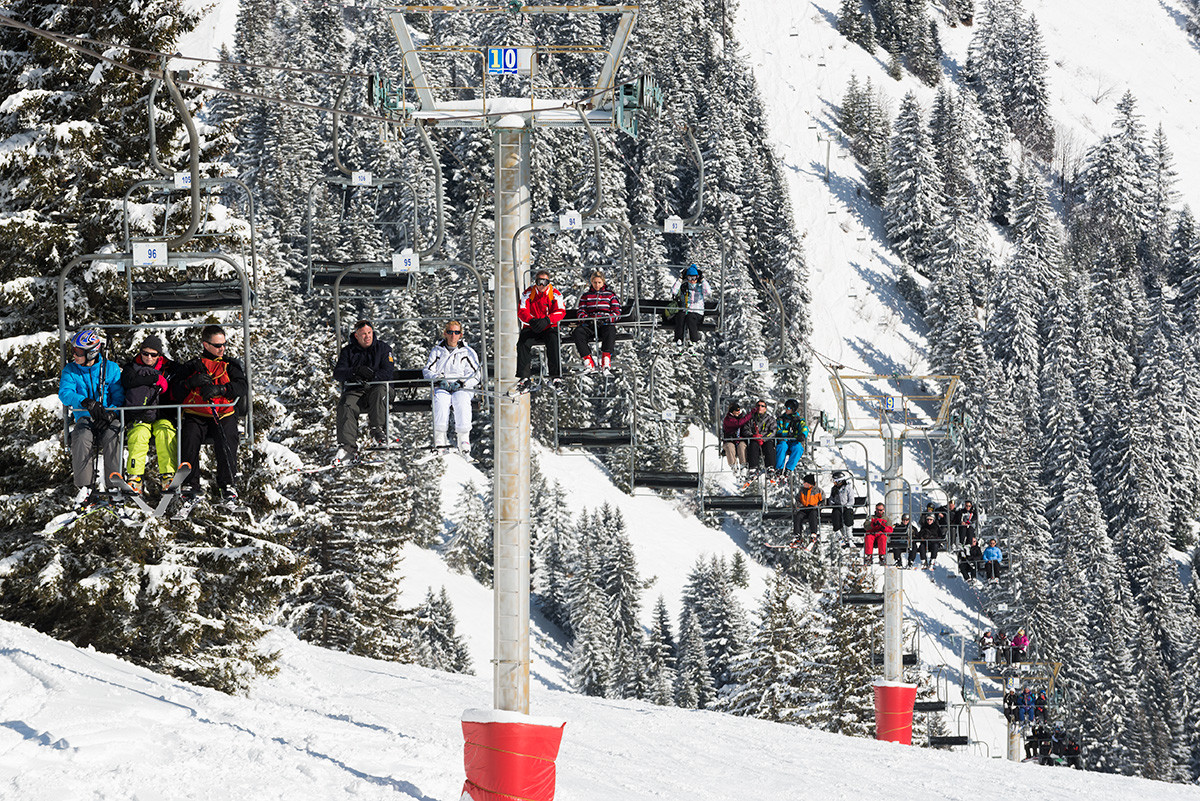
[133,241,168,267]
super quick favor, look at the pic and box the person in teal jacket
[773,398,809,473]
[58,329,124,505]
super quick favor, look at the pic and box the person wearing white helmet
[58,329,125,506]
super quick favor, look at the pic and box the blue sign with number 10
[487,47,520,75]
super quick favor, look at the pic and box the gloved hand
[201,384,225,399]
[449,380,464,392]
[80,398,99,413]
[185,372,213,389]
[527,318,550,333]
[354,365,376,382]
[90,406,114,428]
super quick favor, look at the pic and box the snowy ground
[6,618,1200,801]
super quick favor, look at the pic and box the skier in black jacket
[174,324,248,503]
[332,320,395,462]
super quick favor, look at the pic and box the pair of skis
[295,452,386,475]
[414,445,474,465]
[43,499,130,535]
[765,533,819,551]
[105,464,193,518]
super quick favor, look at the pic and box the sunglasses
[140,350,159,358]
[72,348,89,356]
[445,330,462,336]
[205,341,227,349]
[535,277,550,285]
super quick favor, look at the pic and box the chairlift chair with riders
[635,127,726,340]
[57,70,258,448]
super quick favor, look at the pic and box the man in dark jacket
[120,334,178,493]
[332,320,395,462]
[957,536,984,581]
[174,324,248,503]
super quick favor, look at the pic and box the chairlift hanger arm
[161,70,201,251]
[146,77,175,180]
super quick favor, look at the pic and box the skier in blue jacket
[58,329,125,505]
[982,538,1003,581]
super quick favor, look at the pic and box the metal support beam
[389,11,436,112]
[593,10,638,107]
[883,565,903,682]
[883,435,904,524]
[493,121,532,714]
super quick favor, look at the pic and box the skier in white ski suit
[423,321,481,454]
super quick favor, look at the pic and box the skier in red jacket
[515,269,567,391]
[864,503,892,565]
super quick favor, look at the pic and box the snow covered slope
[5,618,1199,801]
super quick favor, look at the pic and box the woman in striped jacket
[571,270,622,372]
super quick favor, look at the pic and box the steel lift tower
[378,1,657,719]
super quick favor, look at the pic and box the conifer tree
[814,565,879,736]
[721,571,819,723]
[885,93,943,265]
[1007,15,1054,157]
[533,482,576,634]
[567,519,616,697]
[445,481,494,586]
[412,586,474,674]
[645,595,678,706]
[682,555,750,688]
[674,606,717,709]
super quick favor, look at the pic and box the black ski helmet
[784,398,800,412]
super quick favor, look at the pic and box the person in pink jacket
[1010,628,1030,664]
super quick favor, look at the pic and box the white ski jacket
[423,340,481,389]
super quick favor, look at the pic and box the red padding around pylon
[873,681,918,745]
[461,710,566,801]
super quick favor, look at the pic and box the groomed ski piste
[5,0,1200,798]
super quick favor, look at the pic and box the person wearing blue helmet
[667,263,713,350]
[58,329,125,506]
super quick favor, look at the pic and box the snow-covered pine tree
[974,83,1013,223]
[1142,124,1180,278]
[411,586,474,674]
[1007,14,1054,157]
[674,605,717,709]
[812,565,879,736]
[566,506,617,697]
[533,480,575,634]
[904,10,942,86]
[1070,94,1150,270]
[445,480,494,586]
[681,555,751,689]
[884,92,943,265]
[644,594,678,706]
[284,494,413,661]
[720,570,819,723]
